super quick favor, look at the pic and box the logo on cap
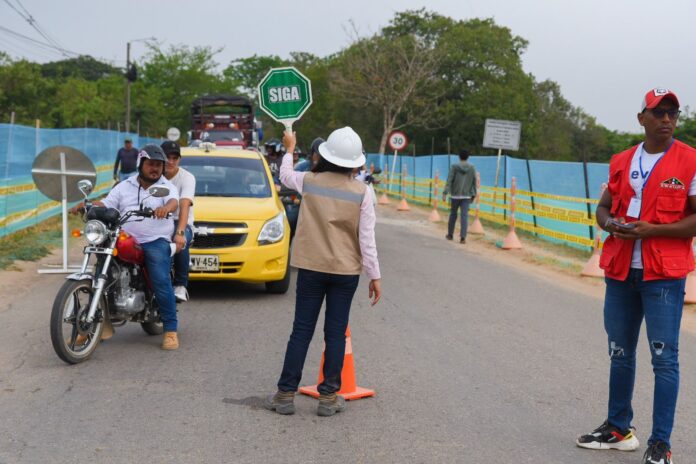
[654,88,669,96]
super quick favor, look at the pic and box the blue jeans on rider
[141,238,177,332]
[173,225,193,288]
[277,269,359,395]
[604,269,685,446]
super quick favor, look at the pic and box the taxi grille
[191,234,247,249]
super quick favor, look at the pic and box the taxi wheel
[265,260,291,294]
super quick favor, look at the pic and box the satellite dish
[166,127,181,141]
[31,146,96,202]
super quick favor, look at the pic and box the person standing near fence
[577,88,696,464]
[443,149,476,243]
[264,127,381,417]
[113,138,139,182]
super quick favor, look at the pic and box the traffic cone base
[397,198,410,211]
[428,208,441,222]
[502,229,522,249]
[581,250,604,277]
[378,193,390,205]
[469,217,484,234]
[685,272,696,304]
[298,385,375,401]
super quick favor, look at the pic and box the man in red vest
[576,88,696,464]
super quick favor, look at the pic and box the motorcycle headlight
[258,212,285,245]
[84,220,108,245]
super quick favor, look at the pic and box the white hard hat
[317,126,365,168]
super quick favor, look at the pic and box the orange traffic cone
[685,271,696,304]
[428,208,441,222]
[429,171,442,222]
[581,249,604,277]
[501,229,522,249]
[378,193,390,205]
[397,198,411,211]
[299,326,375,401]
[469,217,484,234]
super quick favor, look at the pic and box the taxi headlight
[84,220,108,245]
[258,212,285,245]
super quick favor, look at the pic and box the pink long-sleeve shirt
[279,153,381,280]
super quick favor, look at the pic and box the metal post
[389,150,398,192]
[582,154,594,240]
[525,157,537,233]
[447,137,451,171]
[412,142,416,200]
[125,41,131,134]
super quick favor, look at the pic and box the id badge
[627,196,642,218]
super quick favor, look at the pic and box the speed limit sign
[387,131,408,151]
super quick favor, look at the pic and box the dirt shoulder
[375,199,696,335]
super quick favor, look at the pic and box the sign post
[387,131,408,192]
[257,67,313,132]
[483,119,521,216]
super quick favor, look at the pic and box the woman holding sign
[264,127,381,417]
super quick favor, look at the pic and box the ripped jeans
[604,269,685,446]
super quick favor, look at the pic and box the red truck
[189,95,257,148]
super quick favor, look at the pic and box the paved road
[1,213,695,464]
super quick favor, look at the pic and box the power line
[2,0,74,57]
[0,24,76,57]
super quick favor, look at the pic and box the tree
[41,55,120,81]
[223,54,286,98]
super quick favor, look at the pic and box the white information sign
[483,119,521,151]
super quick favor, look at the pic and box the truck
[189,95,258,148]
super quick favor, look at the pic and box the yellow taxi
[179,143,291,293]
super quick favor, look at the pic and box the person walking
[162,140,196,303]
[113,138,139,182]
[443,149,476,243]
[264,127,381,417]
[576,88,696,464]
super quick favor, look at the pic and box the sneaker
[460,238,466,244]
[445,234,453,240]
[263,391,296,415]
[161,331,179,350]
[643,442,673,464]
[317,393,346,417]
[174,286,189,302]
[576,421,640,451]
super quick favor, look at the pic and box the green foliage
[41,55,121,81]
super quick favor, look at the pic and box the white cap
[318,126,366,168]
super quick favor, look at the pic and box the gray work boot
[264,391,296,415]
[317,393,346,417]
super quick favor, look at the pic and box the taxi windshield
[180,156,271,198]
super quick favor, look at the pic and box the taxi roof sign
[257,67,312,129]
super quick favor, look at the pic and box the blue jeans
[141,238,177,332]
[604,269,685,446]
[173,225,193,287]
[278,269,360,395]
[448,198,471,239]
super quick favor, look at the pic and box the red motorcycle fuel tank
[116,231,145,264]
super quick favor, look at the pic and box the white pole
[493,148,503,216]
[389,150,399,192]
[60,151,69,271]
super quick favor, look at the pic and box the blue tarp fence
[0,123,162,238]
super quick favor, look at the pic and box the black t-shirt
[115,147,139,173]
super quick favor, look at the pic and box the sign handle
[283,121,293,133]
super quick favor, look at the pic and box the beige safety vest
[291,172,367,275]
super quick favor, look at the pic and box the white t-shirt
[101,175,179,245]
[628,142,696,268]
[168,167,196,228]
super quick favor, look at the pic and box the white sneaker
[174,286,189,302]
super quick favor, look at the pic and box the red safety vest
[600,140,696,281]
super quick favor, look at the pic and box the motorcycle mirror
[77,179,94,197]
[148,186,170,198]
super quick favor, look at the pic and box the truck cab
[189,95,258,148]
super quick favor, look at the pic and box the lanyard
[638,139,674,190]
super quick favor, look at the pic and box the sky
[2,0,696,133]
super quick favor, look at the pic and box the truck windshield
[180,156,271,198]
[205,130,244,143]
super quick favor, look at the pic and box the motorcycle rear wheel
[141,321,163,335]
[50,279,105,364]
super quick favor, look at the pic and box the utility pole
[125,41,131,134]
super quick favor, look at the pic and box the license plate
[190,255,219,271]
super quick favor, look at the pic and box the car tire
[265,259,291,294]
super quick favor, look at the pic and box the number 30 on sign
[388,131,408,151]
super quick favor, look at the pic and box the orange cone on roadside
[378,193,390,205]
[685,271,696,304]
[397,166,411,211]
[428,171,442,222]
[299,326,375,401]
[469,217,485,234]
[501,177,522,250]
[397,198,411,211]
[469,173,485,234]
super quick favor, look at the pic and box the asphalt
[1,212,695,463]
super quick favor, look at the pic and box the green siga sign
[257,67,312,129]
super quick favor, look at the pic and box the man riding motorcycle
[89,144,181,350]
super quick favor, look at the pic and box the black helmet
[310,137,325,156]
[137,144,167,171]
[264,138,281,148]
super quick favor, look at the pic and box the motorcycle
[50,179,171,364]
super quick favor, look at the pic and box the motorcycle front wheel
[50,279,105,364]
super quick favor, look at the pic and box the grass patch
[0,216,80,269]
